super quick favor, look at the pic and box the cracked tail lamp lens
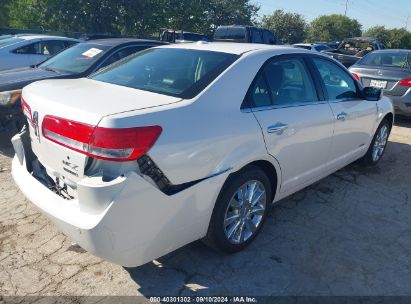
[0,90,22,106]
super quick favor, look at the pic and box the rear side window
[214,27,246,41]
[247,57,318,107]
[312,58,358,100]
[263,30,276,44]
[250,28,263,44]
[92,48,239,99]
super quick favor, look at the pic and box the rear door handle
[337,112,348,121]
[267,123,288,135]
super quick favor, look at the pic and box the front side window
[248,57,318,107]
[92,48,239,99]
[312,58,358,100]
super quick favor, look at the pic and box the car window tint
[251,28,263,43]
[101,46,146,68]
[359,52,411,68]
[264,58,318,105]
[249,74,271,107]
[312,58,358,100]
[92,48,239,99]
[42,40,71,55]
[263,30,275,44]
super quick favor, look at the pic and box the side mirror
[363,86,382,101]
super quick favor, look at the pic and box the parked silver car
[0,34,78,71]
[349,49,411,117]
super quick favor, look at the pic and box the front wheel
[204,166,272,253]
[360,119,391,166]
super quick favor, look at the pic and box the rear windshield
[91,48,239,99]
[39,43,110,73]
[0,37,23,48]
[214,27,246,41]
[358,52,411,69]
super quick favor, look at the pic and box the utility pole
[344,0,349,16]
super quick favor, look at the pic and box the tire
[204,165,272,253]
[360,119,391,166]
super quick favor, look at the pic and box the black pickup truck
[324,37,384,68]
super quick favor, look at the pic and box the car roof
[158,42,294,55]
[84,38,167,47]
[294,43,312,46]
[16,34,77,40]
[371,49,411,54]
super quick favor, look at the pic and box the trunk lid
[350,65,411,96]
[22,78,181,183]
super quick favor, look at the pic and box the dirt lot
[0,119,411,297]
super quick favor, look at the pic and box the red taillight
[399,77,411,87]
[21,97,32,120]
[42,115,162,162]
[352,72,360,81]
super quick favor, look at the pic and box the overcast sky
[255,0,411,31]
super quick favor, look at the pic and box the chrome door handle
[267,123,288,135]
[337,112,348,121]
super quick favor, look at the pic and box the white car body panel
[12,43,394,266]
[252,103,335,193]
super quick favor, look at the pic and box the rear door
[248,55,334,193]
[311,57,377,169]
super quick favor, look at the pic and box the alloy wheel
[372,124,389,162]
[223,180,267,244]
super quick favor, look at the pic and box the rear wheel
[360,119,391,166]
[204,166,271,253]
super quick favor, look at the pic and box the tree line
[1,1,411,49]
[261,10,411,49]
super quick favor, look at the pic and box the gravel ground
[0,118,411,297]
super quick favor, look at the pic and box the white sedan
[12,42,393,267]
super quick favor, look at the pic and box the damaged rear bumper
[11,130,229,267]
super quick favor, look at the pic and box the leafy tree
[261,9,307,44]
[387,28,411,49]
[0,0,11,27]
[307,14,362,42]
[363,26,390,46]
[5,0,259,37]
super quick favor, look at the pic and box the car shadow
[394,115,411,128]
[124,140,411,296]
[0,132,14,157]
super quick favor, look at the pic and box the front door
[311,57,377,169]
[247,56,335,193]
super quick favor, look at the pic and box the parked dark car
[160,30,208,43]
[213,25,277,45]
[0,38,167,135]
[324,37,385,67]
[349,49,411,117]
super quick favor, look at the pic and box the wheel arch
[220,159,279,204]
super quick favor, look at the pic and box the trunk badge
[377,70,383,76]
[32,111,40,143]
